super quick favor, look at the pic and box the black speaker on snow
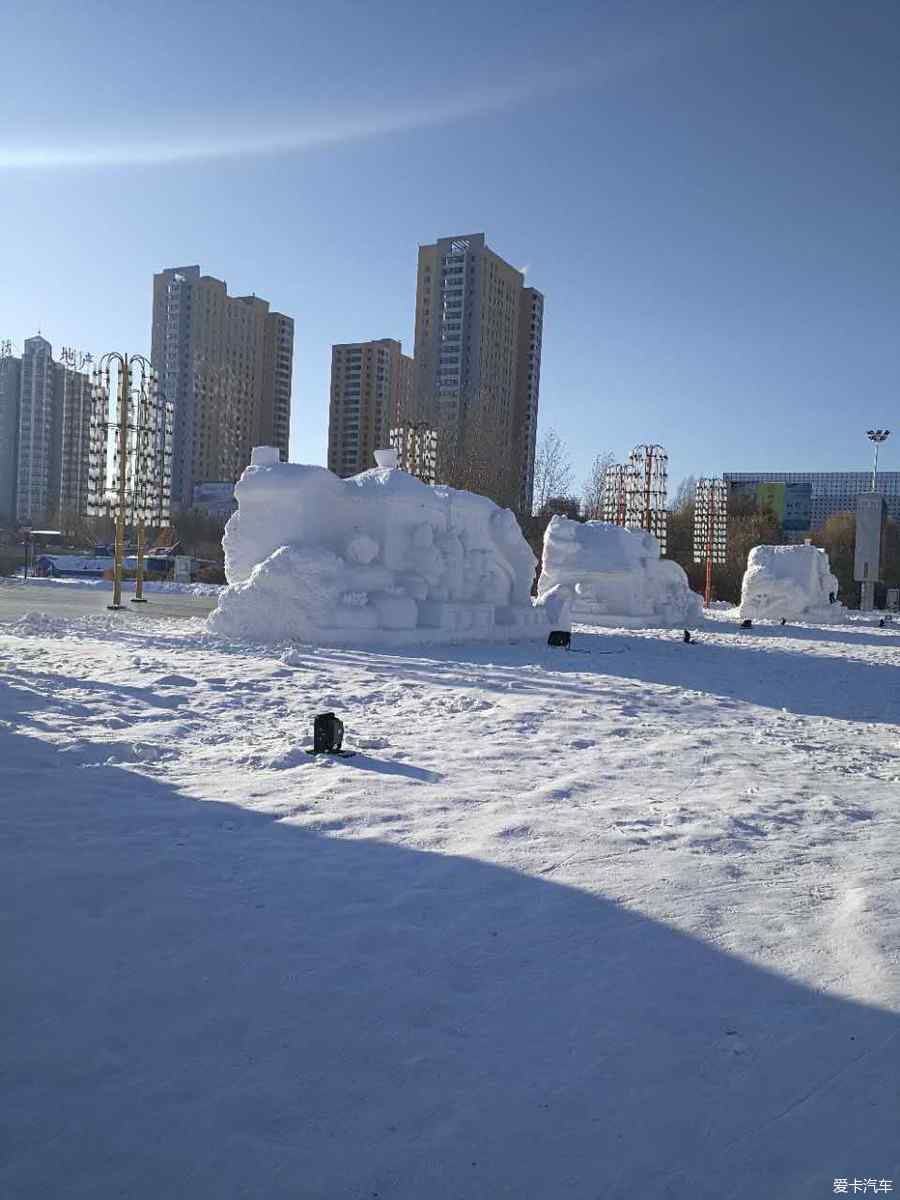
[547,630,571,649]
[313,712,344,754]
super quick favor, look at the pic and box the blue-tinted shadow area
[1,680,898,1200]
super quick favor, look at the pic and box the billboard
[854,493,886,583]
[755,481,785,523]
[728,479,811,531]
[192,481,237,519]
[782,481,812,531]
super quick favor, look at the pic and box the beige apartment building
[413,232,543,513]
[327,339,413,477]
[151,266,294,510]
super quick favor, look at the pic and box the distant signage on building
[192,481,237,519]
[728,479,811,532]
[755,480,785,522]
[781,482,812,531]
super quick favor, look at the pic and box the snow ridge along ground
[2,606,899,1198]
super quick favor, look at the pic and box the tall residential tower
[413,232,543,513]
[328,339,413,477]
[0,337,94,526]
[0,343,20,523]
[151,265,294,510]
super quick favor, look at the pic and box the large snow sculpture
[207,447,565,646]
[739,544,844,622]
[536,516,703,628]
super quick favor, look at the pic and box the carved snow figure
[536,516,703,629]
[739,545,844,623]
[207,447,567,646]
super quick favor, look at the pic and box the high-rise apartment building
[413,232,543,513]
[1,337,95,526]
[328,339,414,477]
[0,344,20,523]
[57,354,94,519]
[151,265,294,510]
[15,336,57,523]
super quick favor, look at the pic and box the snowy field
[2,607,899,1198]
[6,574,222,596]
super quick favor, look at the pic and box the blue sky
[1,0,898,495]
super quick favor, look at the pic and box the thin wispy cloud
[0,75,578,171]
[0,7,737,172]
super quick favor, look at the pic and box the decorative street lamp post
[88,353,172,611]
[693,478,728,605]
[866,429,890,491]
[626,444,669,554]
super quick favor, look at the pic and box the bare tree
[671,475,697,512]
[581,450,615,520]
[193,355,249,486]
[532,428,573,515]
[430,399,519,510]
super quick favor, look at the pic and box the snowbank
[739,544,844,622]
[209,448,565,647]
[6,576,221,597]
[537,516,703,628]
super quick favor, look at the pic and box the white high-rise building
[15,336,57,524]
[0,343,20,524]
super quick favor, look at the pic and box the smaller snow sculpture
[537,517,703,628]
[207,448,566,647]
[739,545,844,623]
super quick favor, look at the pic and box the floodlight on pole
[866,429,890,491]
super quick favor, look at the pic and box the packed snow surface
[740,543,844,621]
[210,451,563,646]
[2,603,899,1199]
[6,575,221,596]
[537,515,703,627]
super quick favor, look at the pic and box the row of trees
[528,437,900,608]
[668,481,900,607]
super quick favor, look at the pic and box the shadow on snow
[1,681,898,1200]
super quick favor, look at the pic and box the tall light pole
[866,429,890,491]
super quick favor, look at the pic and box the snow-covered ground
[4,574,222,596]
[2,607,899,1198]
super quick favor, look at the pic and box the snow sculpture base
[207,453,565,647]
[536,516,703,629]
[739,544,845,623]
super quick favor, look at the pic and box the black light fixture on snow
[547,630,572,649]
[310,712,348,755]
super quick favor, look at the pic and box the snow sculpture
[739,544,844,622]
[207,449,566,646]
[536,516,703,628]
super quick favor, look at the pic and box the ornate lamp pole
[88,354,172,610]
[693,478,728,605]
